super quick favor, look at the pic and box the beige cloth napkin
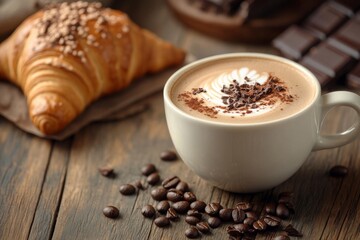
[0,55,194,140]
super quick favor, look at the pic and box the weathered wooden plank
[0,119,52,240]
[28,139,72,240]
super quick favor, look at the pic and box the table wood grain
[1,0,360,239]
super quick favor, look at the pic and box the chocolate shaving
[191,88,207,95]
[220,75,293,114]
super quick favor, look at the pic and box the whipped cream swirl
[201,67,270,106]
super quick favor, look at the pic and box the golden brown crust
[0,2,185,135]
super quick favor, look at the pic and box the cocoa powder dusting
[178,92,218,118]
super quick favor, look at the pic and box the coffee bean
[173,201,190,214]
[207,217,221,228]
[233,223,249,234]
[265,202,276,215]
[119,184,136,195]
[284,224,303,237]
[132,180,144,190]
[160,150,177,161]
[103,206,119,219]
[232,208,245,223]
[162,176,180,189]
[184,192,196,202]
[253,219,267,231]
[329,165,348,177]
[141,163,156,176]
[219,208,233,221]
[185,215,200,225]
[190,201,206,212]
[166,189,184,202]
[166,208,179,221]
[263,214,281,227]
[176,181,189,192]
[185,226,199,239]
[147,172,160,185]
[150,186,167,201]
[154,216,170,227]
[243,217,255,225]
[98,167,114,177]
[156,200,170,214]
[196,221,210,234]
[274,235,290,240]
[226,226,241,237]
[276,203,290,219]
[141,205,155,218]
[245,211,258,220]
[187,210,202,219]
[205,203,222,216]
[236,201,252,211]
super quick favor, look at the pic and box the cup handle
[313,91,360,151]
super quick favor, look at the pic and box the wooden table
[1,1,359,239]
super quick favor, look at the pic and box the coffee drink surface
[170,57,317,124]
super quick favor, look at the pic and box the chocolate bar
[272,0,360,89]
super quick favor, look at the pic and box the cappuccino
[170,56,317,124]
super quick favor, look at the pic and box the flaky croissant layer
[0,1,185,135]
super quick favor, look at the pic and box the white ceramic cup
[163,53,360,193]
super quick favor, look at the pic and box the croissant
[0,1,185,135]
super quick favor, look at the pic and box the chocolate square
[272,25,319,60]
[328,17,360,59]
[301,43,354,78]
[347,62,360,89]
[303,2,348,39]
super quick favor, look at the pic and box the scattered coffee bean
[167,189,184,202]
[284,224,303,237]
[263,214,281,227]
[245,211,258,220]
[160,150,177,161]
[236,201,252,211]
[150,186,167,201]
[103,206,119,219]
[162,176,180,189]
[141,163,156,176]
[156,200,170,214]
[185,215,201,225]
[234,223,250,234]
[232,208,246,223]
[187,210,202,219]
[276,203,290,219]
[147,172,160,185]
[190,200,207,212]
[243,217,255,225]
[166,208,179,221]
[278,192,295,212]
[226,226,241,238]
[132,180,144,190]
[253,219,267,231]
[265,202,277,215]
[329,165,348,177]
[141,205,155,218]
[185,226,199,239]
[184,192,196,202]
[205,203,222,216]
[196,221,210,234]
[119,184,136,195]
[154,216,170,227]
[219,208,233,221]
[98,167,114,177]
[176,181,189,192]
[173,201,190,214]
[207,217,222,228]
[274,235,290,240]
